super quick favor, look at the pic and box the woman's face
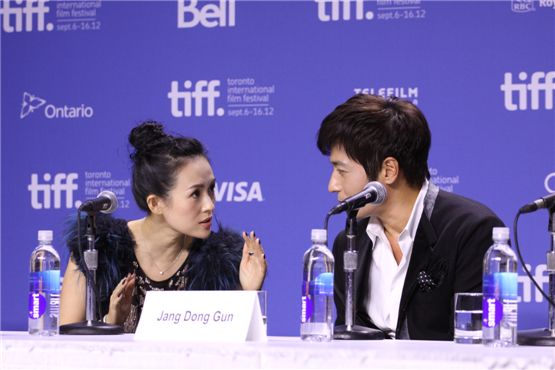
[159,156,216,239]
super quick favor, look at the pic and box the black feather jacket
[66,213,244,321]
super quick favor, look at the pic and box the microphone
[79,190,118,214]
[519,193,555,214]
[328,181,387,216]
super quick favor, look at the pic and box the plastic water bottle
[28,230,61,335]
[482,227,518,346]
[301,229,334,341]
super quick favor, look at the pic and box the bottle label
[482,295,502,328]
[498,272,518,300]
[500,272,518,327]
[28,292,46,319]
[301,272,333,323]
[29,271,61,293]
[482,272,518,328]
[28,271,60,320]
[315,272,334,296]
[301,294,313,323]
[503,300,518,324]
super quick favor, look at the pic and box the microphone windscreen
[98,190,118,214]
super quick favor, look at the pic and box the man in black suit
[316,94,503,340]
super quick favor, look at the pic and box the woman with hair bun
[59,120,267,332]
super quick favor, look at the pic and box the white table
[1,331,554,369]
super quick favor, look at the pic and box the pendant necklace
[148,247,184,276]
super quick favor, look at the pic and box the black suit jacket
[332,185,504,340]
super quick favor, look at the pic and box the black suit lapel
[396,214,437,335]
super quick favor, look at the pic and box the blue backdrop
[2,0,554,336]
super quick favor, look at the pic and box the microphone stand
[518,205,555,346]
[60,211,123,335]
[334,210,384,340]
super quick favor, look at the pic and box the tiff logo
[177,0,235,28]
[500,71,555,111]
[316,0,374,22]
[518,264,549,303]
[168,80,225,117]
[0,0,54,33]
[28,173,79,209]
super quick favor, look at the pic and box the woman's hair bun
[129,120,170,156]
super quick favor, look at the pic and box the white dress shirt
[364,180,429,338]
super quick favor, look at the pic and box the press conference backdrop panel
[2,0,554,335]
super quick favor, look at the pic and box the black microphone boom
[79,190,118,214]
[328,182,387,216]
[519,193,555,214]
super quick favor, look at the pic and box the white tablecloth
[1,331,554,369]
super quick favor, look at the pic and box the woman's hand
[105,273,136,325]
[239,231,267,290]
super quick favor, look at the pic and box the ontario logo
[20,92,46,118]
[20,92,94,119]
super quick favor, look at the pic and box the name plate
[134,290,266,342]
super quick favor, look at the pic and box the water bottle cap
[38,230,53,242]
[492,227,509,241]
[311,229,327,243]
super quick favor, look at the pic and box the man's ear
[380,157,399,185]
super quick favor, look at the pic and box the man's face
[328,145,382,219]
[328,145,369,200]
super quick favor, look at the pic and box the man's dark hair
[317,94,431,188]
